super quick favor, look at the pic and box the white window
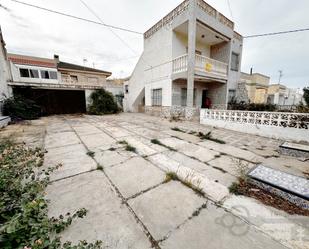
[231,52,239,71]
[19,68,39,78]
[49,71,58,79]
[152,88,162,106]
[40,70,58,79]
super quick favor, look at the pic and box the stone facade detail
[145,106,199,120]
[236,82,249,103]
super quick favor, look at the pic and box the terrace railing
[201,109,309,130]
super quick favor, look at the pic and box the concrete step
[0,116,10,128]
[279,141,309,158]
[248,164,309,209]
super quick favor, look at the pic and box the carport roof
[57,61,112,76]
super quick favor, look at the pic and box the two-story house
[123,0,243,119]
[7,54,111,114]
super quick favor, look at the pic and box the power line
[78,0,153,69]
[244,28,309,38]
[7,0,309,40]
[78,0,139,56]
[9,0,142,35]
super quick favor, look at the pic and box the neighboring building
[106,78,125,106]
[240,72,270,104]
[267,84,287,105]
[8,54,111,114]
[284,88,304,106]
[106,78,125,96]
[267,84,303,106]
[124,0,243,119]
[0,27,12,109]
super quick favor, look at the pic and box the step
[248,164,309,210]
[279,141,309,158]
[0,116,11,128]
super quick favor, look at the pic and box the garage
[13,87,86,115]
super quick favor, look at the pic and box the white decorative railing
[144,0,234,39]
[172,54,188,73]
[201,109,309,130]
[195,54,228,78]
[172,54,228,79]
[196,0,216,18]
[144,0,189,39]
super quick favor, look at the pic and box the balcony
[172,54,228,81]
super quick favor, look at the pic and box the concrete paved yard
[1,113,308,249]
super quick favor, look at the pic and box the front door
[201,90,208,108]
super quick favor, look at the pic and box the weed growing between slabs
[0,139,103,249]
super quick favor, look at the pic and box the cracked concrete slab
[72,124,102,136]
[198,140,264,163]
[46,171,151,249]
[208,155,255,177]
[163,150,208,172]
[94,149,131,168]
[158,137,190,150]
[105,157,165,198]
[45,132,81,149]
[128,181,205,240]
[164,129,201,143]
[223,195,309,249]
[79,132,115,150]
[179,143,220,163]
[160,200,286,249]
[44,143,97,181]
[122,137,157,156]
[103,126,132,138]
[148,153,230,201]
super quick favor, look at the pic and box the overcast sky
[0,0,308,89]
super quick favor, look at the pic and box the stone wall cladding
[145,106,199,120]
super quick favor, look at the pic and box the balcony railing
[172,54,228,79]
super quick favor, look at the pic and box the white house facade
[123,0,243,119]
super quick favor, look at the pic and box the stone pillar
[186,0,197,108]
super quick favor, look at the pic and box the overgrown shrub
[0,140,102,249]
[3,95,41,120]
[228,98,276,112]
[304,87,309,106]
[87,89,120,115]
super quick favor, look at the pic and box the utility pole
[278,70,283,84]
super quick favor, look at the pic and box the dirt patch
[230,180,309,216]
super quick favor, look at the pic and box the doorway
[201,90,208,108]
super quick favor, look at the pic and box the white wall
[145,79,172,106]
[125,20,174,112]
[85,89,93,110]
[173,31,211,58]
[0,39,11,102]
[228,37,243,91]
